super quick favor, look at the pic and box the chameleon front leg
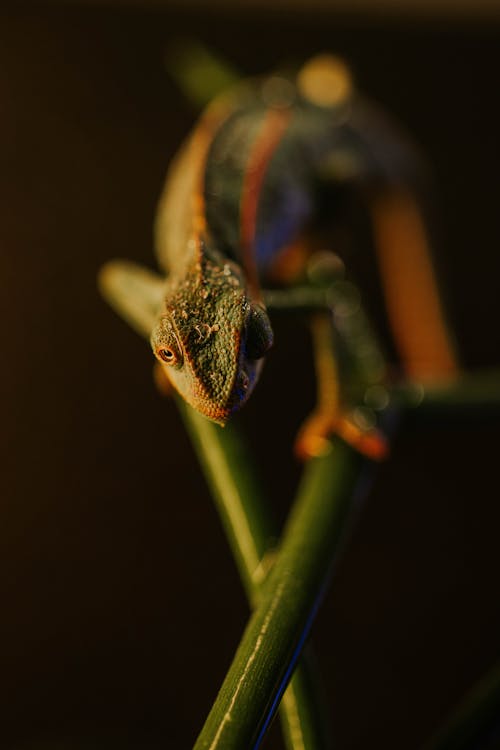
[294,312,341,459]
[264,246,389,461]
[295,311,389,461]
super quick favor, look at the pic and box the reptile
[100,54,458,459]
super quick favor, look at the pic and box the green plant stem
[393,368,500,416]
[193,438,369,750]
[178,401,272,602]
[179,400,332,749]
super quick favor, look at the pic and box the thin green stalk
[194,438,369,749]
[179,401,332,749]
[178,401,272,602]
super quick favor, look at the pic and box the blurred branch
[165,40,240,108]
[393,368,500,418]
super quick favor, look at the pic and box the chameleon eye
[151,317,183,367]
[158,347,176,365]
[245,304,274,360]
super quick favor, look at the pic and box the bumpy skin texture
[151,247,271,423]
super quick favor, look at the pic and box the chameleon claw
[294,411,338,461]
[294,410,389,462]
[336,416,389,461]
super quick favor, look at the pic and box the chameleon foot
[294,410,389,462]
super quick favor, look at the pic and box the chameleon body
[152,60,390,430]
[104,55,458,458]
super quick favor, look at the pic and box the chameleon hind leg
[294,312,389,461]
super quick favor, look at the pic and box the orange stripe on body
[371,190,459,381]
[189,96,239,249]
[239,108,292,298]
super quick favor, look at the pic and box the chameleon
[100,54,458,460]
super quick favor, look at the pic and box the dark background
[1,4,499,748]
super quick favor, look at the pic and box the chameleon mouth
[191,366,253,427]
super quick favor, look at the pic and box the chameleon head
[150,258,273,424]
